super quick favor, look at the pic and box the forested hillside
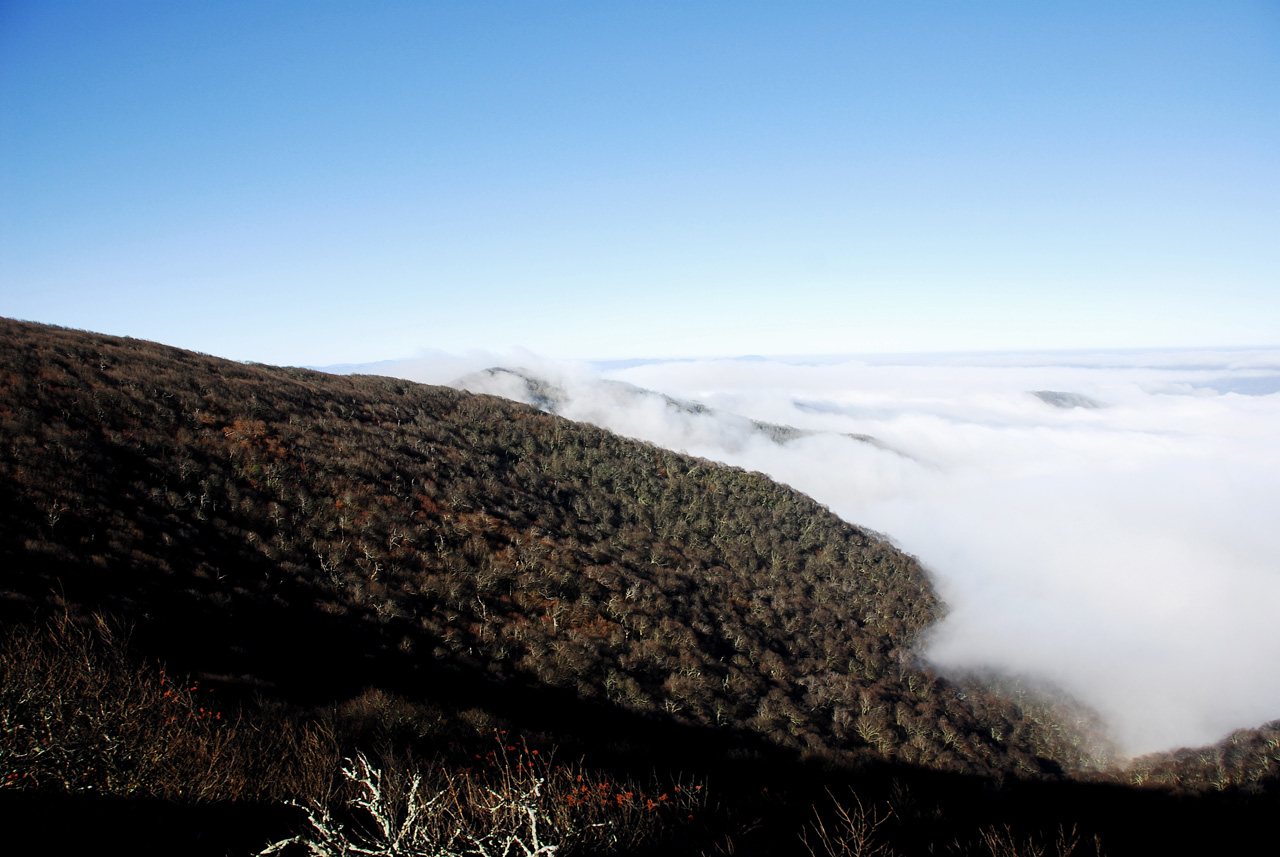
[2,317,1276,856]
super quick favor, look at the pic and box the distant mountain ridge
[453,366,916,458]
[1031,390,1104,409]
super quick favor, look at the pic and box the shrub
[258,737,704,856]
[801,790,896,857]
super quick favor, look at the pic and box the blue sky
[2,1,1277,365]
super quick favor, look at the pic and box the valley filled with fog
[369,349,1280,757]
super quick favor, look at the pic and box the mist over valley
[383,349,1280,756]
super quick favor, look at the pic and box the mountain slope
[0,317,1105,779]
[8,319,1280,856]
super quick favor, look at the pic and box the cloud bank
[371,349,1280,756]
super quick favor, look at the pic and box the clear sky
[2,1,1277,366]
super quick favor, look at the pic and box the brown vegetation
[1,317,1276,855]
[0,316,1096,776]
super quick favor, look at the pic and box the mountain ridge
[451,365,918,459]
[0,317,1099,776]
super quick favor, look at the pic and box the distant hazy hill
[453,366,914,457]
[1031,390,1104,409]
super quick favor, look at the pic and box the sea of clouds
[363,348,1280,757]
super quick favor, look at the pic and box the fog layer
[379,350,1280,756]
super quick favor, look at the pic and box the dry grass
[969,823,1103,857]
[0,612,338,802]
